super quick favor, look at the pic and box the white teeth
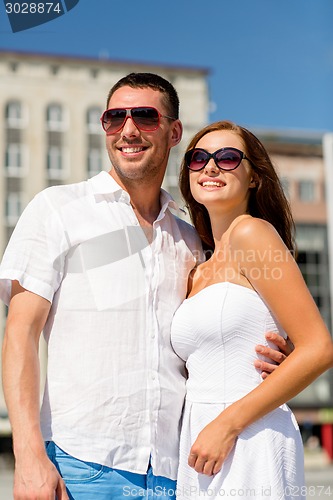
[202,181,223,187]
[122,147,144,153]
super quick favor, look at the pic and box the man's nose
[121,115,141,137]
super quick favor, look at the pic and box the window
[90,69,99,79]
[47,146,64,178]
[87,106,102,134]
[46,104,67,178]
[4,101,26,176]
[88,149,102,177]
[296,225,331,329]
[86,106,103,177]
[297,249,328,320]
[280,177,290,199]
[46,104,65,131]
[321,182,326,201]
[50,65,59,75]
[5,192,24,226]
[5,143,21,169]
[164,148,181,188]
[298,180,315,202]
[6,101,23,128]
[5,143,27,177]
[9,61,18,72]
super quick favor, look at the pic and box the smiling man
[0,73,288,500]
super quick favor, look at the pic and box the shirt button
[151,333,155,339]
[152,374,156,380]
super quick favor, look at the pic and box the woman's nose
[204,158,219,173]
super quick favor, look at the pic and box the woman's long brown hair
[179,121,296,256]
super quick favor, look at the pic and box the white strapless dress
[171,282,305,500]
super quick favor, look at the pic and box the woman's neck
[208,205,249,251]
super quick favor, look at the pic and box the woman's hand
[188,416,238,476]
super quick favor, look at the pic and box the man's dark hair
[106,72,179,119]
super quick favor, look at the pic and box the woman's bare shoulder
[229,216,283,249]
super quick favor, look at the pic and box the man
[0,73,289,499]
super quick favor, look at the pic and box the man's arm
[2,281,68,500]
[255,332,294,379]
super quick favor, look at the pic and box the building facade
[257,130,333,459]
[0,50,210,428]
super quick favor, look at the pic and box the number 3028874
[5,2,62,14]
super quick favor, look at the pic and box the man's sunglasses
[100,106,176,135]
[185,147,249,171]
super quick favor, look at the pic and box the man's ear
[170,119,183,147]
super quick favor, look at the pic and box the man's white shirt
[0,171,203,479]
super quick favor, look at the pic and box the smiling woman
[171,120,333,499]
[180,121,295,254]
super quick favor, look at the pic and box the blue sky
[1,0,333,131]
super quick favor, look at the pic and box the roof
[0,49,211,75]
[253,127,326,157]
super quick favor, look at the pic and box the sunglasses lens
[102,109,126,133]
[102,107,160,133]
[216,149,242,170]
[132,107,159,130]
[185,148,245,171]
[186,150,209,171]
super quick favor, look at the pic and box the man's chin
[110,165,156,185]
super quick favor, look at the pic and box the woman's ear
[249,172,259,189]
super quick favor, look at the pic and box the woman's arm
[188,218,333,476]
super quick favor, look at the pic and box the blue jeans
[46,441,177,499]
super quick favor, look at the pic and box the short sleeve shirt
[0,171,204,479]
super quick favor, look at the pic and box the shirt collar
[88,171,184,217]
[159,188,184,219]
[88,171,125,195]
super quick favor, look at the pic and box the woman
[171,121,333,499]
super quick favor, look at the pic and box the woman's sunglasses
[100,106,176,135]
[185,147,249,171]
